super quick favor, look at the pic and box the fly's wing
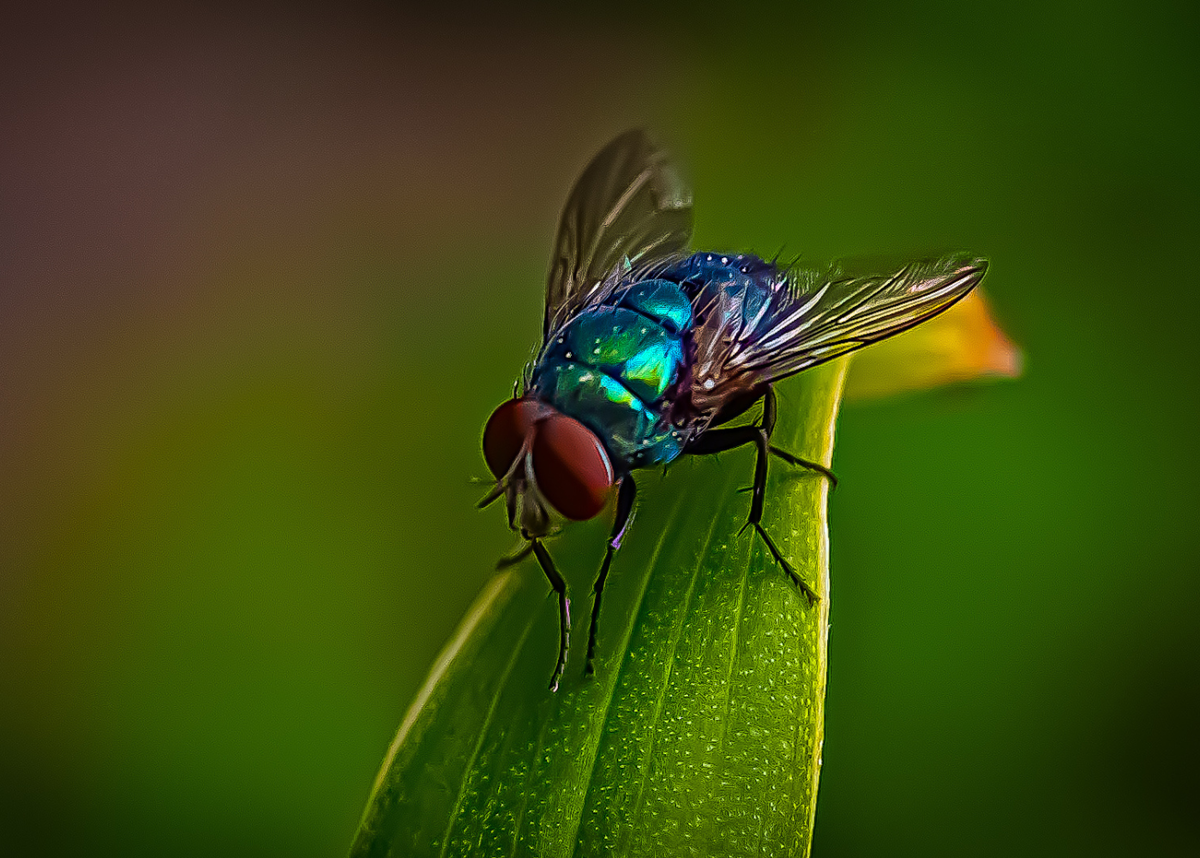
[543,130,693,339]
[690,253,987,413]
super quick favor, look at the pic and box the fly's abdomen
[533,279,694,469]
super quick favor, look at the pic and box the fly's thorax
[551,306,683,401]
[614,277,693,335]
[532,281,696,470]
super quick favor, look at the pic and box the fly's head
[481,398,615,539]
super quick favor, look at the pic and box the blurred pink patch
[843,290,1022,402]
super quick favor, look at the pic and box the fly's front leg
[530,540,570,692]
[495,542,534,569]
[586,475,637,676]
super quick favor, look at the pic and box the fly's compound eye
[482,398,541,479]
[531,413,614,521]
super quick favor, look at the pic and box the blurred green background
[2,1,1197,856]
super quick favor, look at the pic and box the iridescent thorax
[532,276,696,469]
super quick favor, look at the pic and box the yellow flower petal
[844,289,1022,402]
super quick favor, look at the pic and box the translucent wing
[544,130,693,339]
[690,253,988,413]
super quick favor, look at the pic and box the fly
[479,130,987,690]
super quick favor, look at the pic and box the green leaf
[350,359,847,858]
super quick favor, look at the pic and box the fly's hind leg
[757,384,838,489]
[684,384,833,604]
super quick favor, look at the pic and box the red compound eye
[531,412,614,521]
[482,399,541,479]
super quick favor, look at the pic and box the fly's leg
[530,540,571,692]
[769,447,838,489]
[758,384,838,489]
[684,385,831,604]
[586,475,637,676]
[743,425,820,605]
[495,542,534,569]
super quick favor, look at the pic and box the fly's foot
[770,447,838,489]
[740,520,820,605]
